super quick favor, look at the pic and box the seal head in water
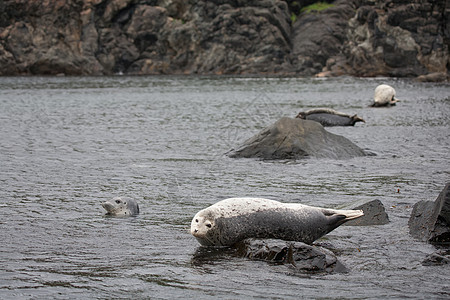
[101,197,139,216]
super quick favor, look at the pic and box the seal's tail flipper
[341,209,364,220]
[323,209,364,232]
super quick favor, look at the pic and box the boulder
[234,238,348,273]
[227,117,366,160]
[409,183,450,245]
[342,199,389,226]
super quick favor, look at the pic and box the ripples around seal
[0,76,449,299]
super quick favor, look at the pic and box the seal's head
[351,114,366,124]
[190,210,217,246]
[295,111,307,119]
[101,197,139,216]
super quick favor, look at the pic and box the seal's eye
[115,200,121,204]
[206,223,212,228]
[195,219,199,223]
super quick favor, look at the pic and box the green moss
[300,2,335,14]
[290,13,297,23]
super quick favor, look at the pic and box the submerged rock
[422,249,450,266]
[342,199,389,226]
[234,238,348,273]
[409,183,450,245]
[227,117,366,160]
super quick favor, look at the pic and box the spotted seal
[101,197,139,216]
[190,197,364,246]
[295,108,365,126]
[372,84,400,107]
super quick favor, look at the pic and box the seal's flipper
[324,209,364,232]
[326,214,348,231]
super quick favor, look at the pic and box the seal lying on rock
[372,84,400,107]
[190,197,364,246]
[295,108,365,126]
[101,197,139,216]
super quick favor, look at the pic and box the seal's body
[296,108,365,126]
[372,84,399,107]
[101,197,139,216]
[191,198,364,246]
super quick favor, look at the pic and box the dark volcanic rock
[0,0,292,75]
[291,0,358,76]
[343,199,389,226]
[409,183,450,245]
[227,117,366,160]
[234,238,348,273]
[322,0,449,78]
[0,0,448,77]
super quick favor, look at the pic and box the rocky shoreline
[0,0,448,79]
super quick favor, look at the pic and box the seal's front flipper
[324,209,364,232]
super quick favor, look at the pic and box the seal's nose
[194,229,198,233]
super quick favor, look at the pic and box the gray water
[0,76,449,299]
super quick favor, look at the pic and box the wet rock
[409,183,450,245]
[343,199,389,226]
[234,238,348,273]
[227,117,366,160]
[415,72,449,83]
[422,249,450,266]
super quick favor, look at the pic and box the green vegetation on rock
[301,2,335,14]
[290,13,297,23]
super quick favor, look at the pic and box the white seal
[101,197,139,216]
[191,197,364,246]
[373,84,400,107]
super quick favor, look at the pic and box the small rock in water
[342,199,390,226]
[422,249,450,266]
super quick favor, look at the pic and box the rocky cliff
[0,0,448,79]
